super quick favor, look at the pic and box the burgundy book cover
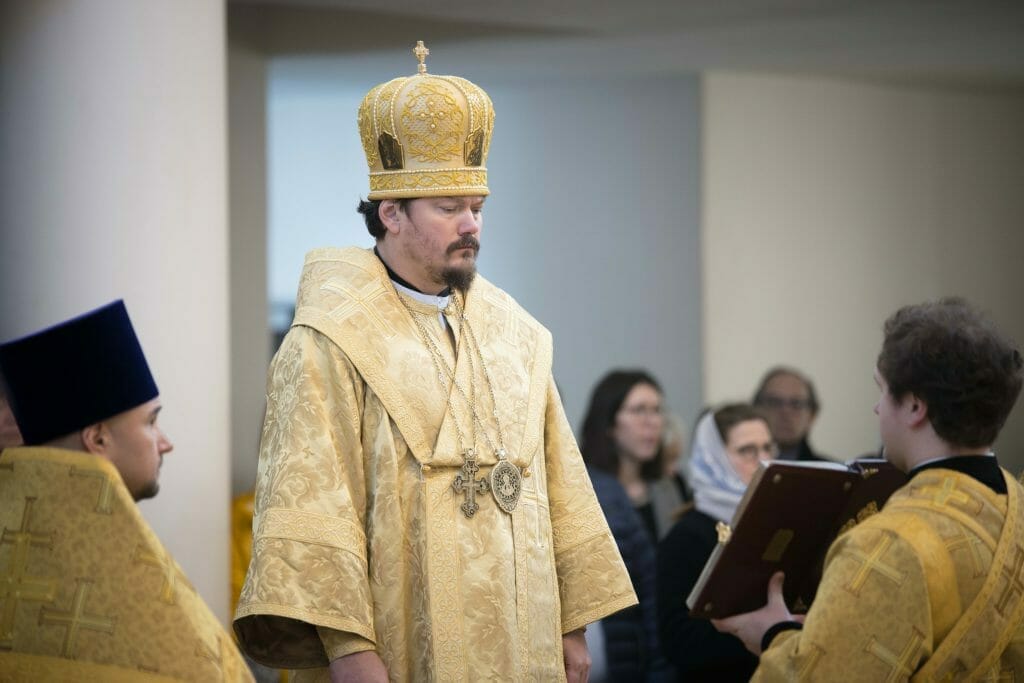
[686,458,906,619]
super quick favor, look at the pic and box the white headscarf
[686,411,748,524]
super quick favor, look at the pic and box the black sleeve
[656,512,758,681]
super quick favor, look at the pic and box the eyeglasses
[756,395,812,412]
[619,405,663,418]
[734,442,779,459]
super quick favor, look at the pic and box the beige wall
[702,72,1024,469]
[0,0,232,622]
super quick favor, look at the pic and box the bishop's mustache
[448,236,480,254]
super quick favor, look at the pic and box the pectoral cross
[452,449,489,518]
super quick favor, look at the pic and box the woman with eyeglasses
[580,369,685,681]
[656,403,777,681]
[581,370,691,543]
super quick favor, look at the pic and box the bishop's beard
[442,236,480,292]
[442,264,477,293]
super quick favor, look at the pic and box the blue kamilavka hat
[0,300,159,445]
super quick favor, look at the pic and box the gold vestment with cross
[0,446,252,681]
[755,468,1024,682]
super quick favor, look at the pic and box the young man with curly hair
[716,297,1024,681]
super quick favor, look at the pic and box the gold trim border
[368,168,489,199]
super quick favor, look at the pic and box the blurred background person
[582,369,686,681]
[582,369,690,543]
[657,403,777,681]
[586,464,671,682]
[662,412,693,501]
[752,366,829,462]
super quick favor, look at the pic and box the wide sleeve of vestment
[657,510,758,681]
[545,379,638,633]
[755,514,940,682]
[234,325,374,670]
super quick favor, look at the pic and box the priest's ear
[81,421,112,455]
[379,199,406,235]
[902,393,930,429]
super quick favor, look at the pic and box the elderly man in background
[752,366,828,461]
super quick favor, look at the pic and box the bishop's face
[393,196,484,293]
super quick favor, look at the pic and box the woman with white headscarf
[656,404,777,682]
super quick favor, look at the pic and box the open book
[686,458,907,619]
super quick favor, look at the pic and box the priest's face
[391,196,484,293]
[873,367,908,469]
[103,398,174,501]
[723,418,777,485]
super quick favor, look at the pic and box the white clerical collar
[391,280,450,310]
[391,279,451,331]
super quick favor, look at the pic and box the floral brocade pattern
[0,448,252,682]
[234,248,636,681]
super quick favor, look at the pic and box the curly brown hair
[877,297,1023,448]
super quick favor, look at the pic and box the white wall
[267,63,704,435]
[0,0,232,622]
[702,72,1024,468]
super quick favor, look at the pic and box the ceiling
[227,0,1024,87]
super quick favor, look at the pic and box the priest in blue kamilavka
[0,301,252,681]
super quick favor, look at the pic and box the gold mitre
[358,41,495,199]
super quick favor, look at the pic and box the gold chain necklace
[401,299,489,517]
[448,296,522,513]
[400,292,522,515]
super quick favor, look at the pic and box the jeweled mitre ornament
[358,40,495,199]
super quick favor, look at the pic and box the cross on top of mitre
[413,40,429,74]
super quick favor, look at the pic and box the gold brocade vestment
[0,446,252,682]
[234,247,636,681]
[757,467,1024,682]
